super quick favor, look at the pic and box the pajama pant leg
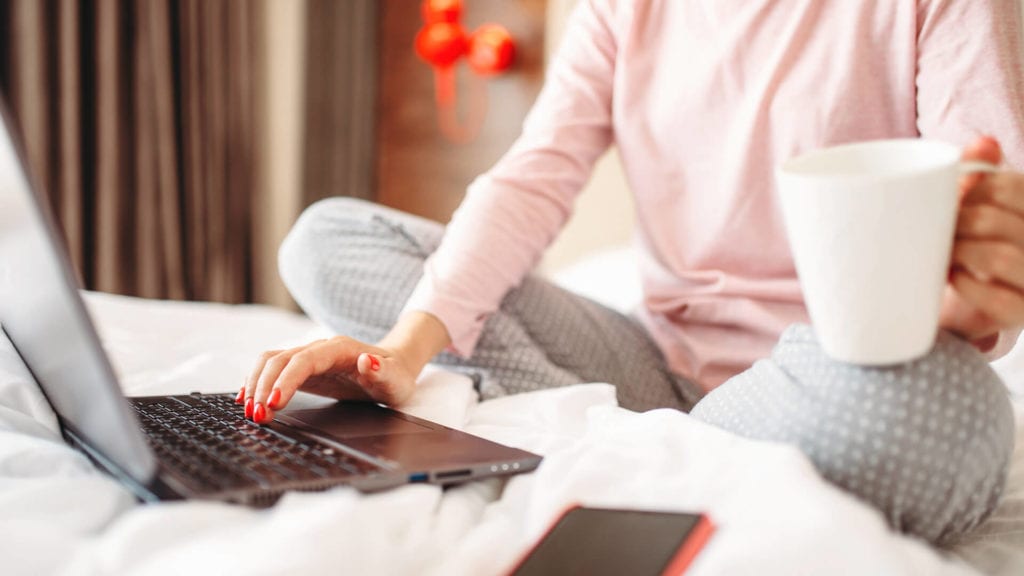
[691,324,1016,545]
[277,197,703,412]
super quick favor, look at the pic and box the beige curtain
[0,0,264,303]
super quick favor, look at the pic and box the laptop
[0,100,541,506]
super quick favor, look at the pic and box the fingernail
[245,397,254,419]
[369,355,381,371]
[254,403,266,423]
[268,389,281,409]
[235,386,245,404]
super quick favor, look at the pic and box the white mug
[776,139,996,365]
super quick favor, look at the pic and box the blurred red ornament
[467,24,515,75]
[413,1,516,143]
[421,0,463,24]
[414,21,468,68]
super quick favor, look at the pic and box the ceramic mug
[776,139,995,365]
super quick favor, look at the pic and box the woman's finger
[251,347,308,422]
[257,337,393,422]
[956,202,1024,246]
[262,338,361,419]
[950,269,1024,330]
[952,239,1024,291]
[293,373,374,403]
[354,352,411,405]
[959,137,1002,198]
[265,347,408,421]
[961,172,1024,219]
[243,349,282,416]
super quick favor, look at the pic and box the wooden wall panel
[376,0,548,223]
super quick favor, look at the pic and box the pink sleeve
[916,0,1024,168]
[917,0,1024,361]
[400,0,620,356]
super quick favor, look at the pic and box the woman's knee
[278,197,440,301]
[278,197,376,295]
[691,324,1015,544]
[276,197,443,340]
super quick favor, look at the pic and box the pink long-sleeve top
[403,0,1024,392]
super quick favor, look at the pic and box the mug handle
[959,160,999,175]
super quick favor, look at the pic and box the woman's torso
[612,1,921,388]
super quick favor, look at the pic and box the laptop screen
[0,102,156,482]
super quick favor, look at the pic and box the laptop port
[435,469,471,480]
[409,472,428,482]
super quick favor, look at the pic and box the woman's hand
[940,136,1024,347]
[238,311,452,424]
[237,337,419,424]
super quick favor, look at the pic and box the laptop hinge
[64,427,182,503]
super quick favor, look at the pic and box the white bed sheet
[0,292,1021,575]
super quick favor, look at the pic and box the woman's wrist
[376,311,453,375]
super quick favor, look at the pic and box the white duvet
[1,292,1023,575]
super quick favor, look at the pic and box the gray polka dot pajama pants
[280,197,1015,545]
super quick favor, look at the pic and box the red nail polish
[245,397,254,419]
[369,355,381,371]
[269,389,281,409]
[254,403,266,424]
[235,387,245,404]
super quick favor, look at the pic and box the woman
[243,0,1024,544]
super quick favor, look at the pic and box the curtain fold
[0,0,263,303]
[302,0,377,206]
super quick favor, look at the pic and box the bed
[2,267,1024,575]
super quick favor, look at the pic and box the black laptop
[0,101,541,506]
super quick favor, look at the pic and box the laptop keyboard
[131,393,386,493]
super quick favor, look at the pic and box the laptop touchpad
[279,402,435,439]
